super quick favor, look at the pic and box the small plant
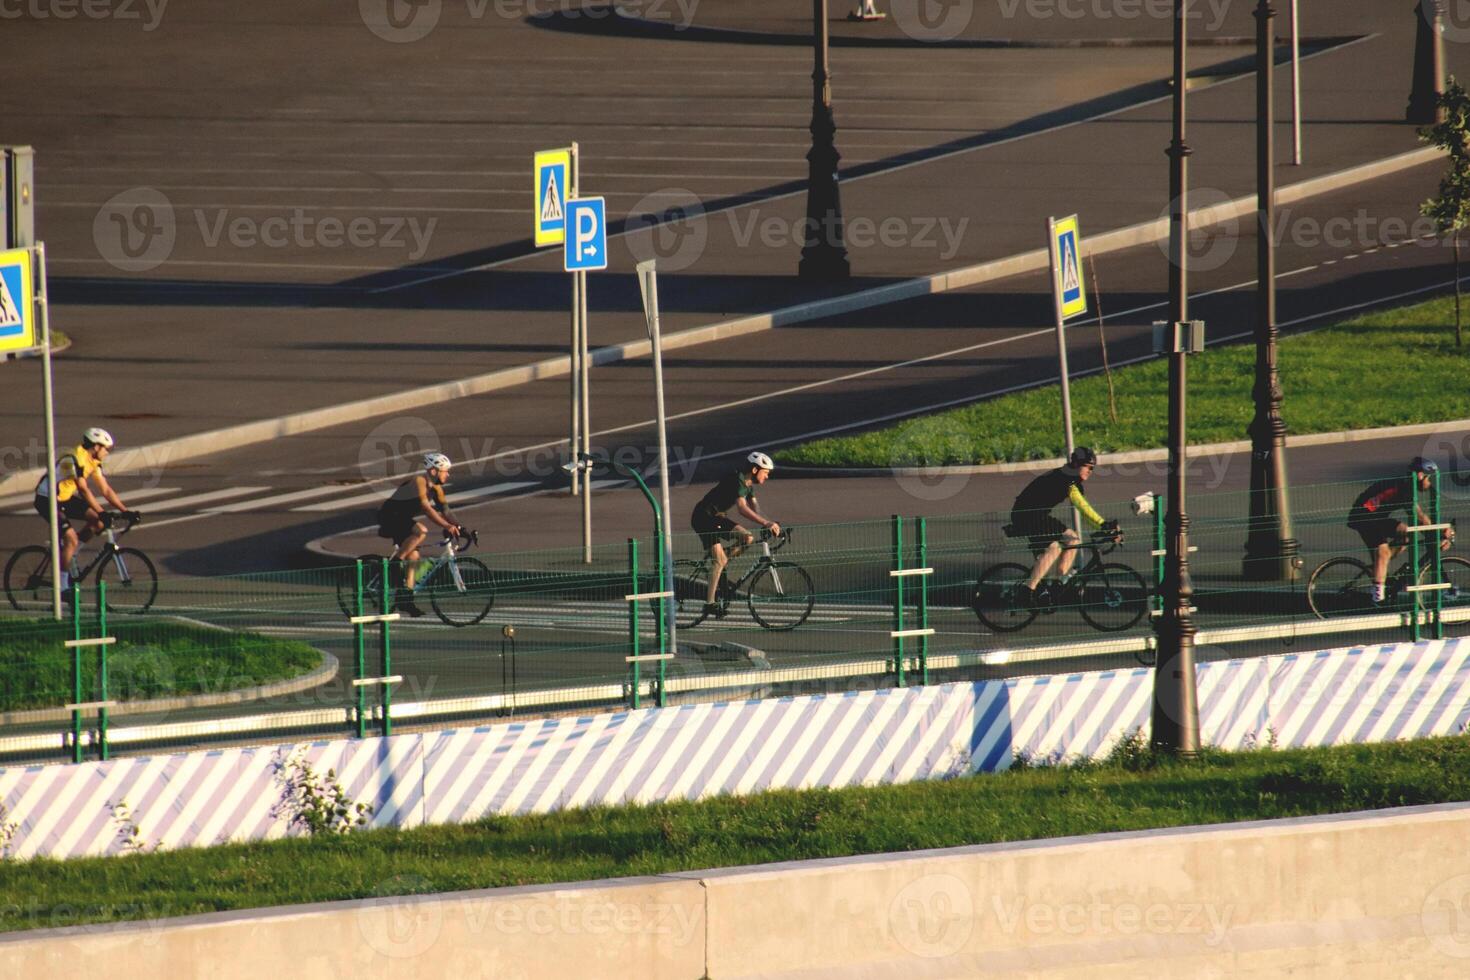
[270,746,374,836]
[1420,76,1470,348]
[0,801,18,860]
[1103,728,1157,772]
[109,799,155,854]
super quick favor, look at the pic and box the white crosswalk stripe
[292,480,541,513]
[7,485,181,515]
[144,486,269,512]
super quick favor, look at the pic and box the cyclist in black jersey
[1347,457,1451,603]
[1009,446,1120,605]
[690,451,782,619]
[376,452,463,617]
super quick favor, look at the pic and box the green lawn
[2,735,1467,932]
[0,617,320,713]
[777,295,1470,467]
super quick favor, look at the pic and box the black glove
[1101,519,1121,535]
[125,510,143,523]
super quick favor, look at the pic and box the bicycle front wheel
[972,563,1038,633]
[1418,556,1470,612]
[673,559,712,628]
[94,547,159,615]
[1077,564,1149,632]
[428,557,494,627]
[337,555,391,617]
[747,561,815,630]
[4,546,53,612]
[1306,557,1374,619]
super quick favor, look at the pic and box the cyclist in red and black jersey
[1348,458,1452,604]
[690,452,781,619]
[1009,446,1119,605]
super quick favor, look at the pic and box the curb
[0,144,1441,499]
[775,417,1470,478]
[0,646,340,727]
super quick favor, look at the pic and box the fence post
[891,515,905,688]
[1152,492,1166,619]
[379,557,393,738]
[70,585,83,763]
[96,581,109,762]
[1433,466,1444,639]
[354,560,367,739]
[628,537,641,711]
[917,516,929,686]
[1412,468,1424,643]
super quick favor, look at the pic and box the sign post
[534,146,577,496]
[565,195,607,563]
[636,259,676,657]
[1047,215,1088,461]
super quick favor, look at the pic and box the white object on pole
[35,244,60,618]
[1287,0,1299,164]
[637,258,677,654]
[848,0,885,20]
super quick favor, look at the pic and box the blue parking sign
[564,197,607,272]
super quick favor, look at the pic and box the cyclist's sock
[1371,582,1386,602]
[59,571,70,590]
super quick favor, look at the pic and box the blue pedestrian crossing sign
[564,197,607,272]
[1050,215,1087,321]
[534,148,571,248]
[0,247,35,355]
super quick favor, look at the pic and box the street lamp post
[1244,0,1300,582]
[1153,0,1201,756]
[1407,0,1447,125]
[799,0,850,280]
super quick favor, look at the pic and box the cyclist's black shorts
[691,509,739,551]
[376,500,422,544]
[1010,512,1069,555]
[34,495,89,527]
[1348,513,1403,549]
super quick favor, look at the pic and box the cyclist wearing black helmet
[1008,446,1119,605]
[690,451,782,619]
[1347,458,1453,604]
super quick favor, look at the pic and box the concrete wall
[6,802,1470,978]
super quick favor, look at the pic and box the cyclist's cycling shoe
[703,602,726,620]
[1014,584,1036,608]
[396,590,426,618]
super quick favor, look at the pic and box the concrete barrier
[6,802,1470,976]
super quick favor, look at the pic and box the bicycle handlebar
[443,528,478,552]
[100,510,143,533]
[759,527,793,550]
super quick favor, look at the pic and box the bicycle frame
[715,531,788,599]
[72,517,138,584]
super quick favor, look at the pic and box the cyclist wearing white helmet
[689,451,782,618]
[1348,458,1453,604]
[32,427,138,592]
[375,452,463,616]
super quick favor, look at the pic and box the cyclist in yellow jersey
[1008,447,1120,605]
[32,427,139,592]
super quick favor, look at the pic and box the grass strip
[0,617,320,713]
[2,734,1467,933]
[777,295,1470,467]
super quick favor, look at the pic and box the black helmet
[1411,457,1439,475]
[1069,446,1098,468]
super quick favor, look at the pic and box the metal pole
[1245,0,1300,583]
[580,265,591,563]
[1407,1,1446,124]
[1046,217,1078,462]
[35,244,61,620]
[1289,0,1302,165]
[70,585,82,763]
[798,0,850,280]
[892,515,905,688]
[628,537,641,711]
[639,260,678,656]
[1153,0,1200,756]
[96,581,108,762]
[354,560,367,739]
[379,557,393,738]
[569,143,580,499]
[917,516,929,686]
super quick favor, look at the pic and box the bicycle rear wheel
[673,559,713,628]
[94,547,159,615]
[972,563,1038,633]
[4,546,53,612]
[337,555,391,617]
[1306,557,1374,619]
[1077,564,1149,632]
[428,557,494,627]
[747,561,815,630]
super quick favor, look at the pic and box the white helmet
[747,451,775,471]
[83,427,115,449]
[423,452,451,471]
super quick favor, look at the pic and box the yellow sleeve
[1068,484,1105,529]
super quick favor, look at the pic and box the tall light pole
[1153,0,1201,756]
[799,0,850,280]
[1407,0,1446,125]
[1244,0,1300,582]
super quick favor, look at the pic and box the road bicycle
[4,511,157,614]
[1306,532,1470,620]
[335,529,495,627]
[971,530,1150,634]
[674,528,815,631]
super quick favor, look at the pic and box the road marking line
[144,487,270,512]
[293,480,542,512]
[3,485,181,513]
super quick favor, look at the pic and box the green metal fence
[5,468,1470,764]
